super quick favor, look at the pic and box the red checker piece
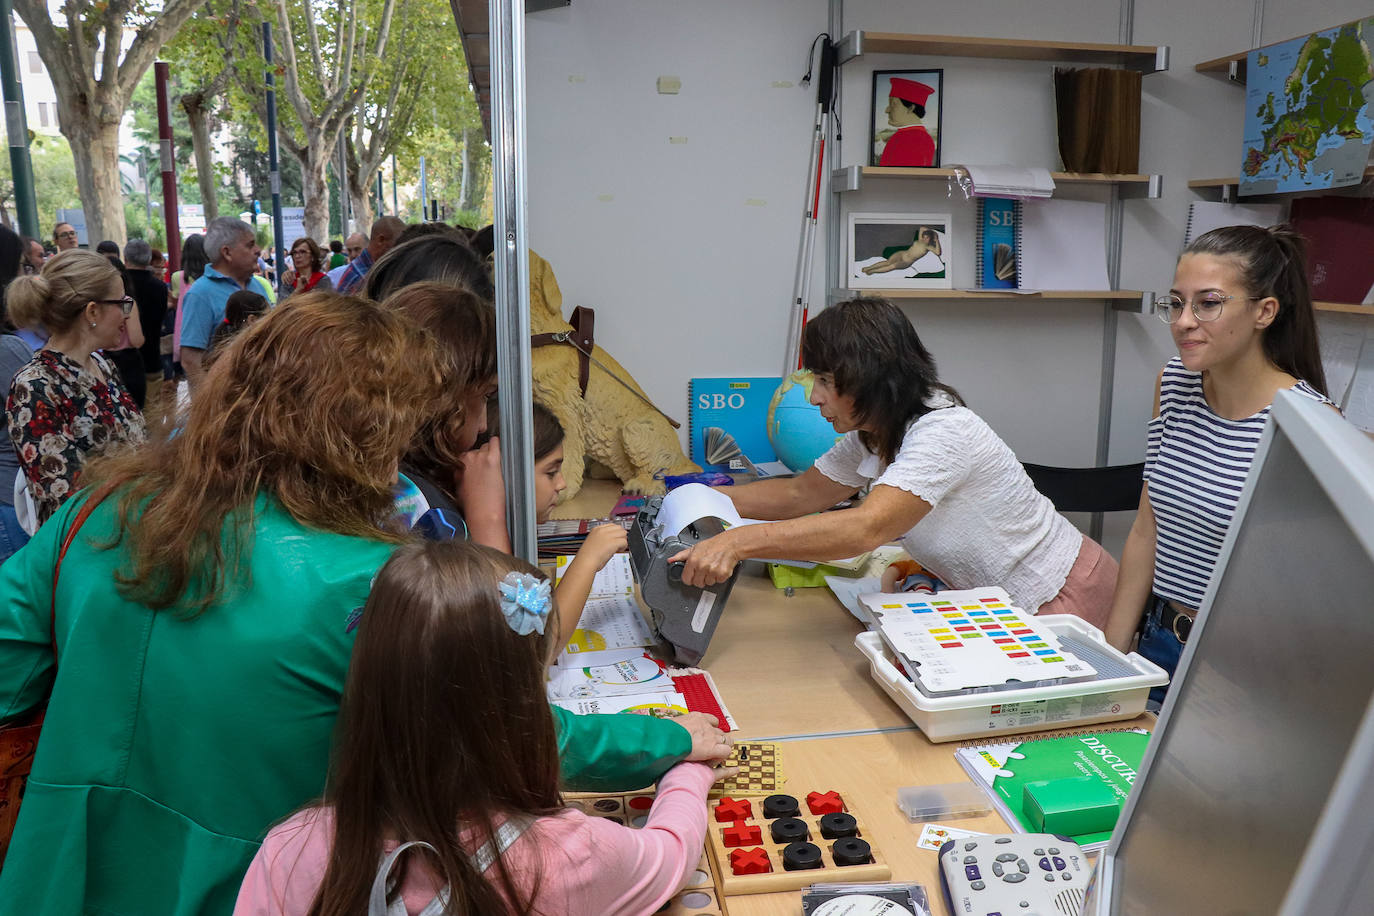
[729,847,771,875]
[722,821,763,847]
[806,790,845,815]
[714,797,753,822]
[628,796,654,811]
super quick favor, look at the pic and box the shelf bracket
[835,30,863,66]
[1152,45,1170,73]
[1117,175,1163,200]
[1227,59,1242,83]
[1114,291,1154,315]
[831,166,862,193]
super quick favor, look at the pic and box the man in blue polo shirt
[180,217,259,392]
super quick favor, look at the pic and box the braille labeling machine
[627,491,740,666]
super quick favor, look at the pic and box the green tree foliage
[0,135,84,238]
[14,0,213,244]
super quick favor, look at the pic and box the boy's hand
[581,522,628,570]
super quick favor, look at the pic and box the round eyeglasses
[1153,293,1260,324]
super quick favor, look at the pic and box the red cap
[888,77,935,106]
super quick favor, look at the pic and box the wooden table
[552,479,913,739]
[550,479,1150,915]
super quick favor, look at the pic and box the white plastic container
[855,615,1167,742]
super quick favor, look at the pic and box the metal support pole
[375,169,384,216]
[155,62,182,271]
[490,0,536,562]
[418,156,427,222]
[391,153,398,215]
[141,148,152,229]
[263,23,285,288]
[0,0,37,239]
[336,134,348,236]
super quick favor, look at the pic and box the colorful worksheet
[546,650,674,698]
[558,594,655,660]
[554,552,635,598]
[860,587,1096,694]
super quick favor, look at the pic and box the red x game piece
[722,821,763,847]
[729,846,771,875]
[806,790,845,815]
[714,797,753,822]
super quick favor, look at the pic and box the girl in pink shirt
[235,539,725,916]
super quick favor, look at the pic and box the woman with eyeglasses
[281,236,333,298]
[5,249,146,528]
[1103,225,1333,694]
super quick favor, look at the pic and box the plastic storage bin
[855,614,1167,742]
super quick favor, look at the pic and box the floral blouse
[6,349,146,525]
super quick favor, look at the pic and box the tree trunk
[182,92,219,220]
[292,146,331,244]
[347,173,374,237]
[66,119,127,246]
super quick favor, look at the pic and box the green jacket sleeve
[554,704,693,792]
[0,496,76,722]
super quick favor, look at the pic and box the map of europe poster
[1240,18,1374,196]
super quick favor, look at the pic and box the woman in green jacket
[0,294,445,915]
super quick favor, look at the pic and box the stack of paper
[860,586,1096,696]
[961,165,1056,199]
[554,552,635,597]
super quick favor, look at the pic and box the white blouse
[812,399,1083,611]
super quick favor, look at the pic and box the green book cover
[955,728,1151,850]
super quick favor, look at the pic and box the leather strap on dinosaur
[531,305,595,398]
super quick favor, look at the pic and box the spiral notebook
[1016,198,1111,291]
[1183,201,1281,248]
[975,197,1019,289]
[687,377,779,471]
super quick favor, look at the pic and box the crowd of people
[0,214,1340,915]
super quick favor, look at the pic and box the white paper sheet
[1316,313,1370,408]
[1341,324,1374,433]
[559,594,655,659]
[554,552,635,598]
[1018,199,1111,291]
[655,482,761,536]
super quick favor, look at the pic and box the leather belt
[531,305,595,398]
[1159,601,1195,644]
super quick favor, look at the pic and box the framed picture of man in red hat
[870,69,943,167]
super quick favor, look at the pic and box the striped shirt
[1144,357,1331,607]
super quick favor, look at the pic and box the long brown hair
[1185,225,1328,397]
[308,540,563,916]
[84,292,445,615]
[802,297,963,464]
[381,282,497,495]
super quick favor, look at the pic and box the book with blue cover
[976,197,1018,289]
[688,377,780,471]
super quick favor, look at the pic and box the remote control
[939,832,1089,916]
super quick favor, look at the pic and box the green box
[1022,776,1120,836]
[767,563,842,589]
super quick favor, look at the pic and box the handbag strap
[49,485,116,663]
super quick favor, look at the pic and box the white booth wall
[524,0,1363,554]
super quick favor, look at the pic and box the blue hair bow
[499,572,552,636]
